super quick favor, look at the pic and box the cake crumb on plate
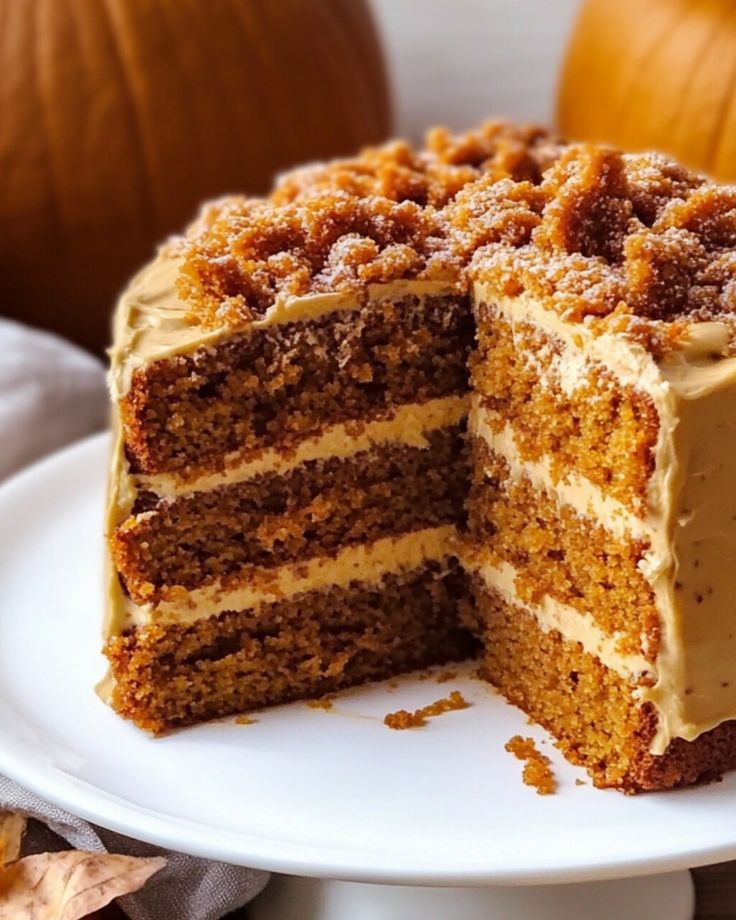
[505,735,557,795]
[307,698,334,711]
[384,690,469,730]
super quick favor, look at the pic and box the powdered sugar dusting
[175,123,736,355]
[176,121,560,328]
[467,146,736,353]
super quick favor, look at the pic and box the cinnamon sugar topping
[177,191,458,327]
[469,146,736,350]
[274,121,562,208]
[177,122,559,328]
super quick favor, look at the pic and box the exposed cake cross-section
[104,122,736,792]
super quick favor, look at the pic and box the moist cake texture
[105,121,736,793]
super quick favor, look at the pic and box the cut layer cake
[104,123,736,792]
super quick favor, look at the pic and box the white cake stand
[0,436,731,919]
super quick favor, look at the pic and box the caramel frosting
[473,284,736,754]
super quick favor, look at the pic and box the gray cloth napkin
[0,318,270,916]
[0,777,268,919]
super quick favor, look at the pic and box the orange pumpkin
[558,0,736,182]
[0,0,390,353]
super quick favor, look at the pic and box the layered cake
[460,146,736,790]
[105,122,736,792]
[103,123,553,735]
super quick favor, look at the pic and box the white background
[370,0,582,139]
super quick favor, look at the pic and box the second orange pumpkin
[558,0,736,182]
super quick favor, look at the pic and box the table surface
[94,863,736,919]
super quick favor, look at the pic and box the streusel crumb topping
[177,121,559,327]
[177,123,736,350]
[468,145,736,350]
[177,190,459,326]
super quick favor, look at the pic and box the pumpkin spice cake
[104,121,736,793]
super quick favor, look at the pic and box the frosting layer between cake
[111,525,458,631]
[469,558,651,679]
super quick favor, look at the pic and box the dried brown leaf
[0,850,165,920]
[0,810,26,866]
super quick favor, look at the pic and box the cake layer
[470,299,659,514]
[110,525,459,632]
[121,289,472,478]
[113,425,468,605]
[132,395,469,500]
[466,558,652,680]
[105,560,477,733]
[466,579,736,792]
[466,438,659,660]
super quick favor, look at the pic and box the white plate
[0,433,735,886]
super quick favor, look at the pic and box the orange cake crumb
[418,667,458,682]
[505,735,557,795]
[384,690,469,730]
[307,698,334,711]
[235,715,257,725]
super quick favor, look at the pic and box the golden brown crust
[630,707,736,792]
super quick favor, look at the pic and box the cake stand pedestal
[250,871,695,920]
